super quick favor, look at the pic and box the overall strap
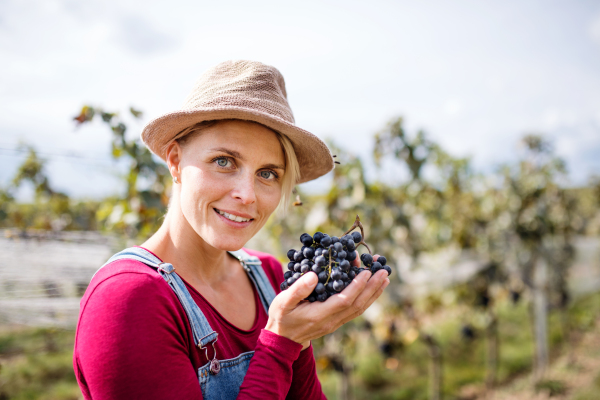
[227,249,277,313]
[96,247,218,349]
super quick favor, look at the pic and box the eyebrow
[209,147,285,170]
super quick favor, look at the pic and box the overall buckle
[199,335,220,375]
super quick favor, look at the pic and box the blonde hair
[175,120,300,213]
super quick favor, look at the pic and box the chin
[205,233,250,252]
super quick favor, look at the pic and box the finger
[279,272,318,308]
[338,275,389,325]
[372,254,380,262]
[332,270,387,318]
[323,268,371,312]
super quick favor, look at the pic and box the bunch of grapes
[280,216,391,302]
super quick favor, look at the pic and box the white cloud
[1,0,600,196]
[113,15,178,55]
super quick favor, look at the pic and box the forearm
[287,343,326,400]
[237,329,302,399]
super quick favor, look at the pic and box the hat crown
[182,60,295,124]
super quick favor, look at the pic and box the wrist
[265,319,306,346]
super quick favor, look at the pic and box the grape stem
[343,215,373,255]
[325,247,333,285]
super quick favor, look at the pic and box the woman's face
[172,120,285,251]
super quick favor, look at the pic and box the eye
[259,170,277,180]
[215,157,232,168]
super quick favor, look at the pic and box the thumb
[282,272,318,305]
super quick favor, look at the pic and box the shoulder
[243,248,284,294]
[77,258,191,349]
[80,258,179,318]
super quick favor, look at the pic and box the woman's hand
[265,255,389,347]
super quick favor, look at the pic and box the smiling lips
[214,208,254,223]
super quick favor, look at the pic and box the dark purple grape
[315,282,326,294]
[377,256,387,266]
[294,251,303,262]
[303,247,315,259]
[294,263,302,272]
[371,262,382,273]
[351,231,362,243]
[301,264,310,273]
[333,242,343,252]
[293,272,301,280]
[301,233,314,247]
[326,281,334,292]
[361,253,373,267]
[346,251,357,261]
[337,250,347,260]
[308,296,316,303]
[339,260,350,272]
[317,293,328,302]
[284,270,293,279]
[312,264,322,273]
[318,270,328,282]
[287,262,295,271]
[333,280,344,292]
[287,249,296,261]
[341,272,349,282]
[301,258,310,266]
[348,270,356,279]
[287,277,296,285]
[346,241,355,252]
[313,232,324,243]
[315,255,327,267]
[383,265,392,276]
[280,282,288,290]
[320,235,332,247]
[332,236,340,244]
[315,248,323,257]
[331,268,342,280]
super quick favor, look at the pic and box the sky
[1,0,600,199]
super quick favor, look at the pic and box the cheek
[258,184,282,215]
[179,169,218,216]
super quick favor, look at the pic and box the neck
[141,206,233,286]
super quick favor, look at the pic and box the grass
[0,327,79,400]
[317,291,600,400]
[2,291,600,399]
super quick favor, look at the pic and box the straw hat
[141,60,334,184]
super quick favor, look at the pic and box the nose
[231,172,257,205]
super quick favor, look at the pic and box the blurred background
[1,0,600,399]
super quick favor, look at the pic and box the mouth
[213,208,254,224]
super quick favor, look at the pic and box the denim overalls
[97,247,277,400]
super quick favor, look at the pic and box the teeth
[217,209,251,222]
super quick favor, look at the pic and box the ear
[166,141,182,181]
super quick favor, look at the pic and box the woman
[74,60,390,399]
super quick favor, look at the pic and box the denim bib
[97,247,277,400]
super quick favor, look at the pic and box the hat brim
[141,106,334,184]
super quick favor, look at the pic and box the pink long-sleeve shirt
[73,248,325,399]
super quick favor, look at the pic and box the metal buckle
[199,336,220,375]
[157,262,175,274]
